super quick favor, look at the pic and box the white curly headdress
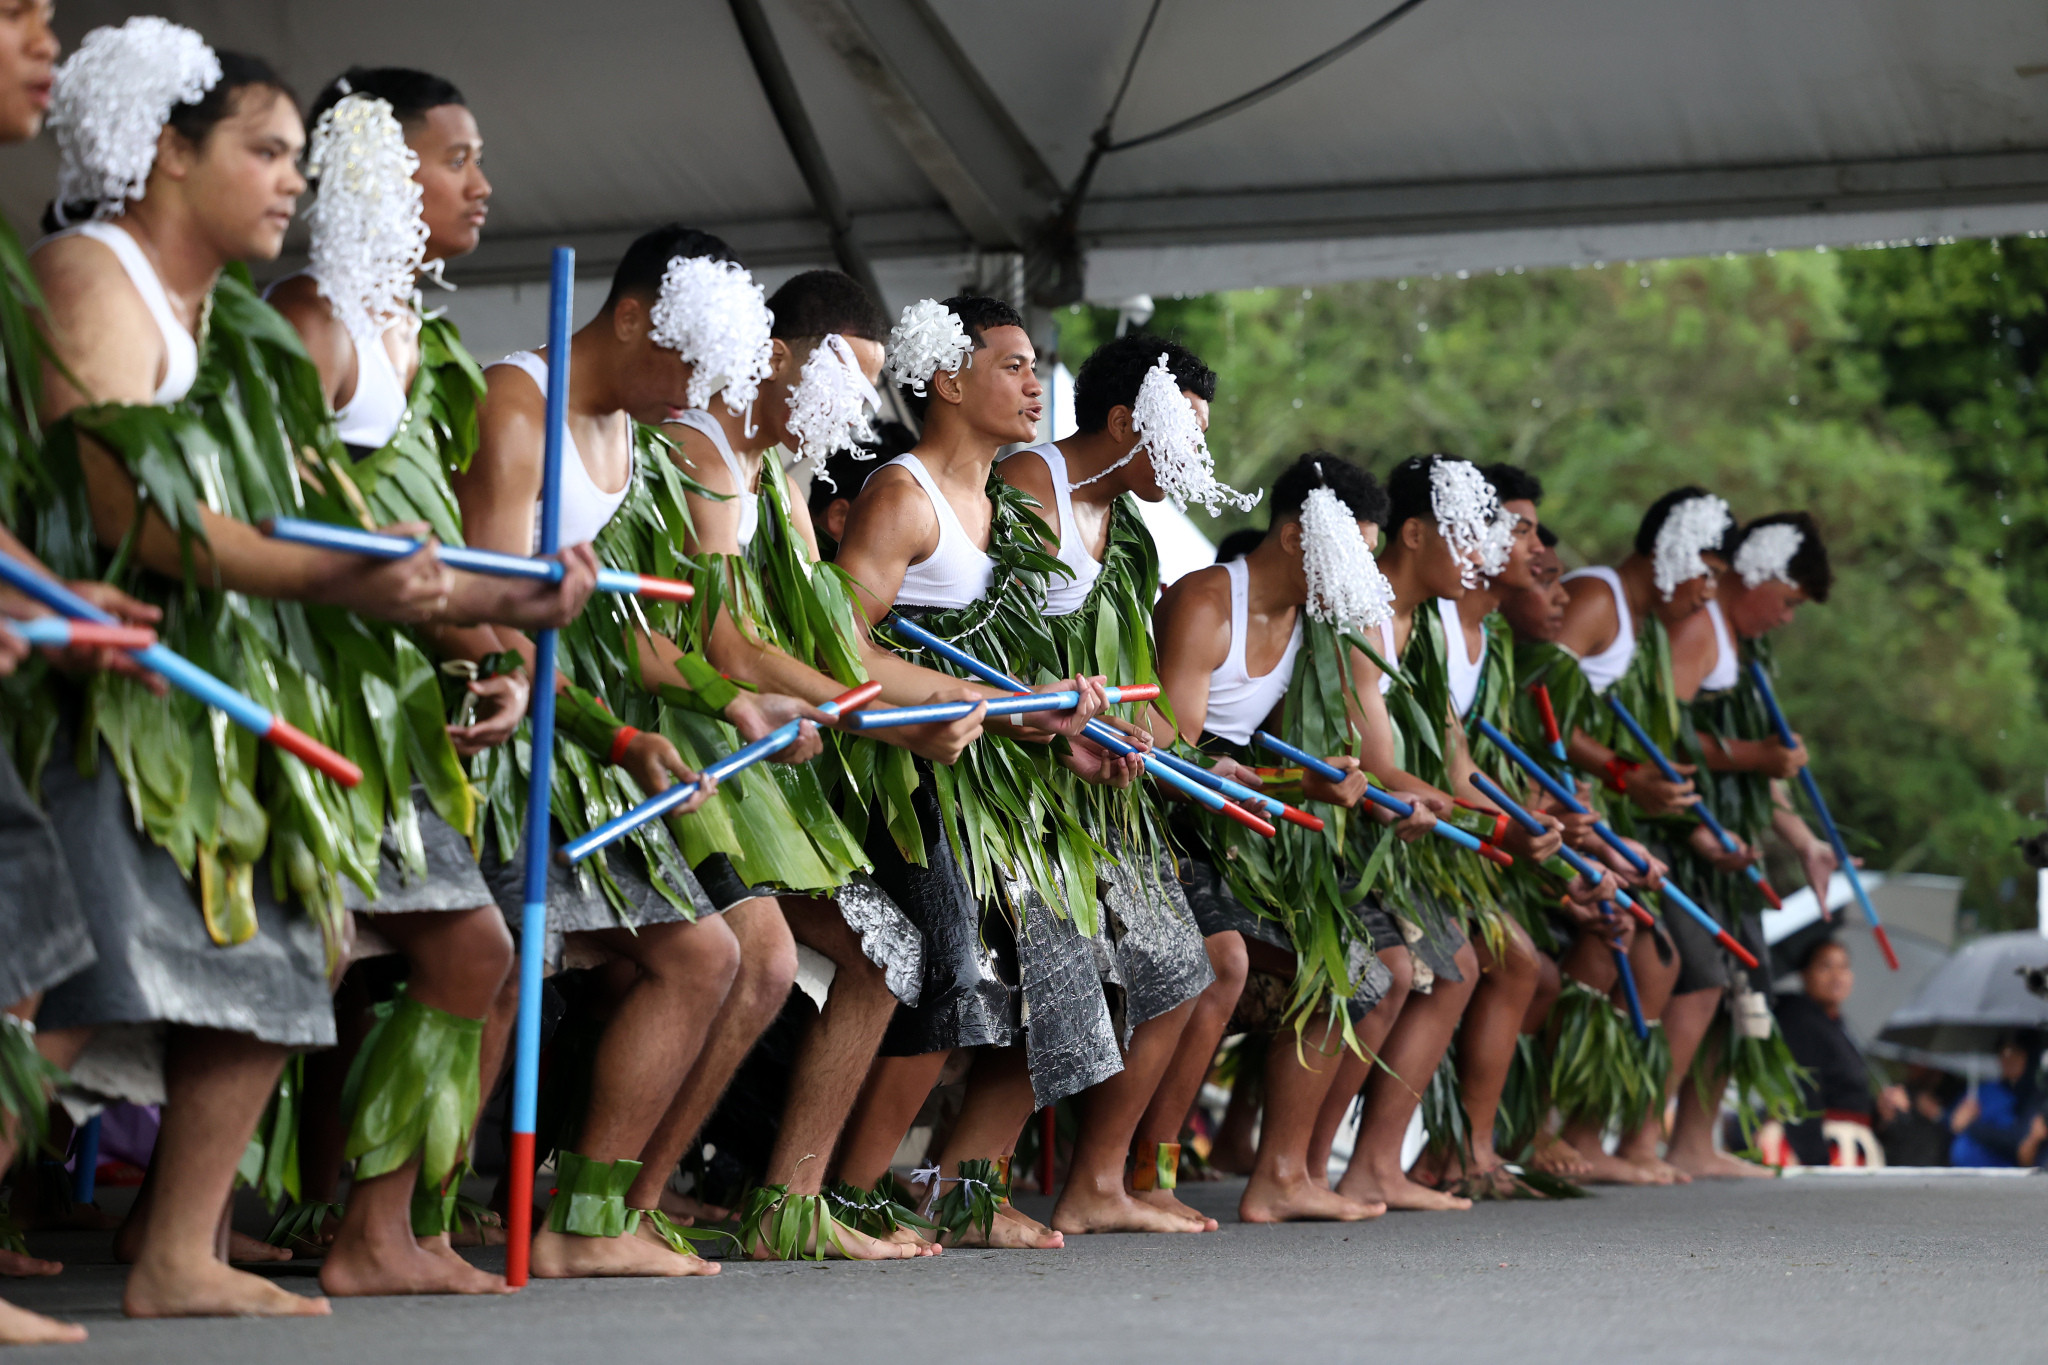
[1427,457,1506,590]
[304,94,429,342]
[883,299,974,394]
[48,17,221,221]
[1301,472,1395,632]
[649,255,776,415]
[1733,521,1803,591]
[1071,353,1259,516]
[1652,493,1733,600]
[785,333,880,468]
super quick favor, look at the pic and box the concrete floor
[8,1172,2046,1364]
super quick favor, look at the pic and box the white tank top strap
[1561,564,1636,693]
[1437,597,1486,719]
[49,221,197,404]
[885,452,994,611]
[1701,598,1740,693]
[1203,558,1303,746]
[1376,616,1398,696]
[666,407,759,552]
[485,350,633,550]
[1002,443,1100,618]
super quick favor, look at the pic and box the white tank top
[486,351,633,550]
[1204,558,1303,746]
[46,221,197,404]
[265,271,412,449]
[1437,596,1486,719]
[665,407,759,552]
[1561,565,1636,694]
[1700,598,1739,693]
[1375,615,1397,697]
[1001,443,1100,618]
[885,453,994,610]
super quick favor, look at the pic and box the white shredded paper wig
[1734,522,1804,591]
[785,333,880,466]
[49,17,221,220]
[1301,475,1395,632]
[649,255,776,414]
[1427,457,1505,590]
[883,299,973,394]
[1652,493,1733,600]
[1073,354,1259,516]
[305,94,428,341]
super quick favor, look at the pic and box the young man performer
[827,295,1128,1250]
[27,23,460,1321]
[1551,486,1740,1183]
[998,334,1231,1235]
[1150,452,1422,1224]
[642,267,972,1259]
[271,71,599,1294]
[1650,511,1837,1179]
[454,226,830,1278]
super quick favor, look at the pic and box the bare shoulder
[840,463,936,555]
[1155,564,1232,652]
[997,447,1054,502]
[33,232,162,408]
[473,362,548,471]
[659,419,735,494]
[265,276,353,386]
[1558,571,1618,653]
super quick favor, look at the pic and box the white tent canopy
[9,0,2047,351]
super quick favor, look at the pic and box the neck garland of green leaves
[1043,493,1174,900]
[886,471,1105,932]
[1594,611,1679,841]
[21,266,462,965]
[1385,603,1504,934]
[0,216,48,530]
[1199,612,1390,1039]
[337,310,485,546]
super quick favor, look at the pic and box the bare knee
[1379,947,1414,1016]
[642,915,742,998]
[1448,941,1482,1002]
[1204,932,1249,1011]
[439,907,515,1001]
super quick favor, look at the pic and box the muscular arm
[1150,567,1232,745]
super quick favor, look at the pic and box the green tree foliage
[1054,244,2048,929]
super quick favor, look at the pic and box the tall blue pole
[505,247,573,1286]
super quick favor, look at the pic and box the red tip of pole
[634,576,695,603]
[1625,901,1656,927]
[1716,931,1761,971]
[61,622,159,649]
[265,718,363,787]
[504,1131,535,1287]
[1871,924,1901,972]
[1220,800,1278,838]
[826,680,884,717]
[1479,842,1515,869]
[1111,683,1161,703]
[1757,878,1784,911]
[1280,806,1325,833]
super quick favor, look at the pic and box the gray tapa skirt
[0,738,94,1005]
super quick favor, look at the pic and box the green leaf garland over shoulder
[0,214,53,527]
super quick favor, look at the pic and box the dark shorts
[480,822,717,970]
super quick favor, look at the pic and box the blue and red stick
[1749,661,1897,971]
[1251,730,1515,868]
[260,517,695,603]
[0,553,361,786]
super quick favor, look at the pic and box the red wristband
[1602,757,1640,793]
[607,726,641,766]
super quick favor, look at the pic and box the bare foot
[320,1230,512,1297]
[0,1248,63,1277]
[1360,1170,1471,1213]
[1051,1185,1205,1235]
[229,1230,293,1264]
[0,1297,87,1345]
[124,1255,332,1319]
[749,1213,922,1261]
[658,1189,731,1225]
[445,1212,508,1248]
[1530,1132,1593,1180]
[1134,1188,1218,1232]
[1241,1171,1384,1223]
[948,1203,1064,1250]
[1622,1153,1690,1185]
[877,1226,943,1257]
[529,1224,720,1278]
[1569,1144,1669,1185]
[1668,1147,1776,1180]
